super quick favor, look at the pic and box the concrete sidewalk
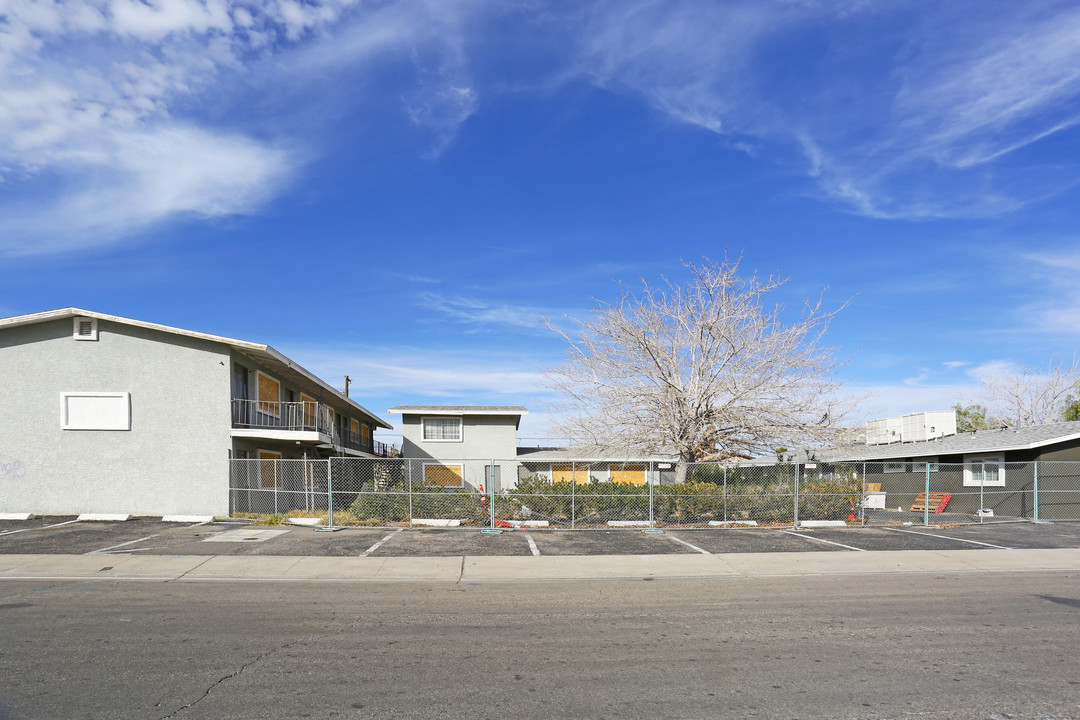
[1,547,1078,582]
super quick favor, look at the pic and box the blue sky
[4,0,1080,444]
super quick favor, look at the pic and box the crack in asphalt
[158,604,343,719]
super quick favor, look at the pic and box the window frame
[421,416,463,443]
[963,453,1006,487]
[883,460,906,473]
[256,371,281,418]
[60,392,131,430]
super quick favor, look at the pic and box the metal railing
[227,458,1080,527]
[231,398,393,456]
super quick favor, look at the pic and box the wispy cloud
[416,292,565,333]
[0,0,482,253]
[279,344,549,398]
[568,1,1080,219]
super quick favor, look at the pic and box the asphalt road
[0,572,1078,720]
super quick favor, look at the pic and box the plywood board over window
[258,450,282,488]
[424,463,464,487]
[350,418,360,439]
[610,463,647,485]
[257,372,280,416]
[300,394,316,428]
[552,463,591,485]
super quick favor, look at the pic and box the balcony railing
[232,398,393,456]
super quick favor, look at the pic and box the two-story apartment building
[388,405,678,490]
[0,308,391,517]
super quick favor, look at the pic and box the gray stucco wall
[0,318,232,516]
[400,414,520,490]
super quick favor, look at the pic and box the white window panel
[60,392,130,430]
[422,417,462,442]
[963,454,1006,487]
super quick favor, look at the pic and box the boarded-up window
[300,394,316,427]
[610,463,646,485]
[552,463,590,484]
[424,463,464,487]
[258,450,281,488]
[362,423,372,444]
[257,373,280,415]
[350,418,360,438]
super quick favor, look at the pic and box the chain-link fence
[228,458,1080,528]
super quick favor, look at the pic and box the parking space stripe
[360,528,403,557]
[665,534,711,554]
[784,531,866,551]
[86,534,160,555]
[524,533,540,556]
[882,526,1011,549]
[0,519,81,537]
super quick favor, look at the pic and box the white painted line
[161,515,214,523]
[77,514,131,522]
[86,534,160,555]
[0,513,34,521]
[360,528,403,557]
[882,526,1012,549]
[784,531,866,552]
[0,519,81,537]
[524,533,540,556]
[666,534,711,555]
[799,520,848,528]
[412,519,461,527]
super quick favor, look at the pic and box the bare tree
[543,258,854,463]
[974,360,1080,427]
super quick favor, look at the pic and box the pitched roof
[819,421,1080,461]
[0,307,392,429]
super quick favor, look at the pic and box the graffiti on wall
[0,455,27,479]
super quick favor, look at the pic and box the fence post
[274,460,280,516]
[1034,462,1041,523]
[723,464,728,526]
[490,459,496,530]
[793,463,800,529]
[571,460,576,530]
[407,459,414,528]
[861,462,867,527]
[315,458,342,532]
[924,462,931,527]
[648,460,655,529]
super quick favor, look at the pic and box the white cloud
[416,293,565,333]
[569,1,1080,219]
[279,345,549,398]
[0,0,482,253]
[0,126,292,253]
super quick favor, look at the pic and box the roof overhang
[2,307,392,430]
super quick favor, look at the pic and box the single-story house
[811,421,1080,519]
[0,308,392,517]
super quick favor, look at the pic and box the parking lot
[3,516,1080,558]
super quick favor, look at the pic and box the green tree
[953,403,996,433]
[1062,395,1080,422]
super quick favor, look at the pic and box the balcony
[231,399,393,456]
